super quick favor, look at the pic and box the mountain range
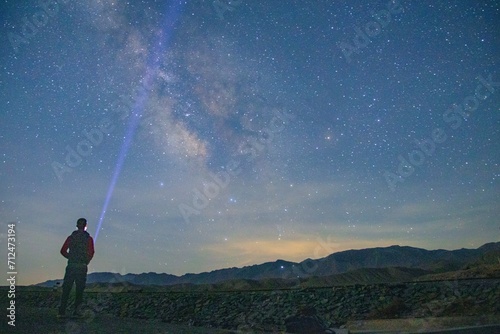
[37,242,500,288]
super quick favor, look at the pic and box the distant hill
[417,264,500,281]
[309,243,498,276]
[417,247,500,281]
[468,248,500,266]
[298,267,431,288]
[37,242,500,288]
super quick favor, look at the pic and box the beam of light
[94,1,186,242]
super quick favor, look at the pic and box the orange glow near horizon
[205,237,406,268]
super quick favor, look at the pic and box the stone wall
[13,279,500,331]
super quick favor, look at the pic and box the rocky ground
[0,306,236,334]
[3,278,499,333]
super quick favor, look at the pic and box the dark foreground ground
[346,316,500,333]
[1,306,235,334]
[2,278,498,333]
[2,307,499,334]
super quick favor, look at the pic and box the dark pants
[58,263,88,315]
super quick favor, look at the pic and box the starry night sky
[1,0,499,285]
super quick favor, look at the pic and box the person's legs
[58,266,76,315]
[73,265,88,314]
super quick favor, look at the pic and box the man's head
[76,218,87,230]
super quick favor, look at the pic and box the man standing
[58,218,95,318]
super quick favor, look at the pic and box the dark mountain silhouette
[299,267,432,287]
[37,242,500,287]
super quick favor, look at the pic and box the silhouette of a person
[58,218,95,317]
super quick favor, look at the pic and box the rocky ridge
[14,278,500,332]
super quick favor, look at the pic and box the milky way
[0,0,498,285]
